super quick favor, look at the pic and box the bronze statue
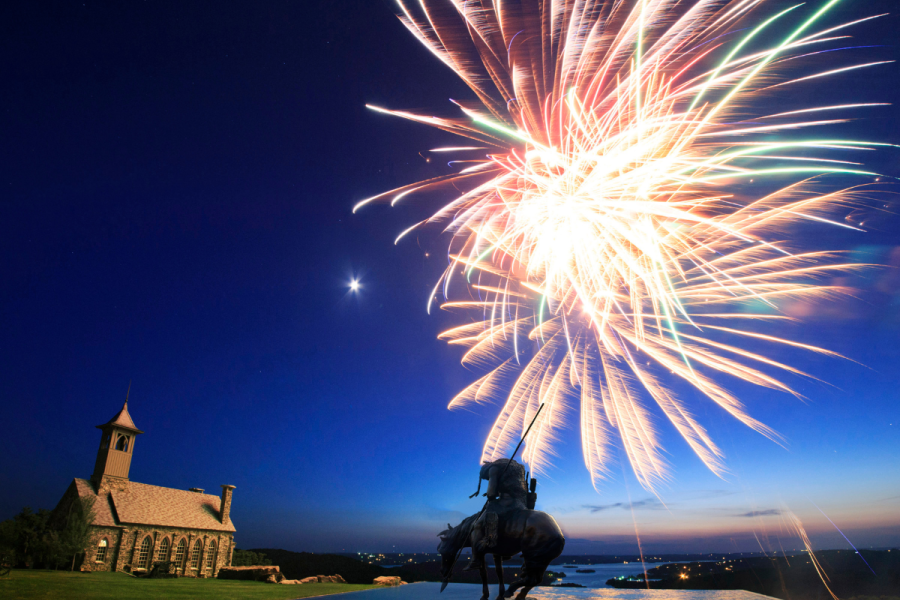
[464,458,528,572]
[438,405,565,600]
[437,485,565,599]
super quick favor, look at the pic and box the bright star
[349,279,360,292]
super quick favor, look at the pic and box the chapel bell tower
[91,399,143,492]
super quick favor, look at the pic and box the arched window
[100,432,111,450]
[137,536,152,569]
[205,540,217,570]
[190,539,203,569]
[115,434,129,452]
[174,538,187,568]
[95,538,108,562]
[157,537,170,562]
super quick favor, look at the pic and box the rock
[263,571,286,584]
[280,579,300,584]
[373,576,404,587]
[285,574,346,584]
[217,565,282,582]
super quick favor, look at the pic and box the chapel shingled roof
[96,401,144,434]
[74,479,117,527]
[73,478,236,532]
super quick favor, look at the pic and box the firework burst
[356,0,892,493]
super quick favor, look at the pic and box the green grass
[0,570,378,599]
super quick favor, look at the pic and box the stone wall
[80,526,122,572]
[82,524,233,577]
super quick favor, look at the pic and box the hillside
[249,550,561,586]
[607,549,899,600]
[249,549,389,584]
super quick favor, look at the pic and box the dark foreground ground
[0,570,374,599]
[607,550,899,600]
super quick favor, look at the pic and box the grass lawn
[0,570,378,599]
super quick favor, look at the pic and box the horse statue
[437,507,565,600]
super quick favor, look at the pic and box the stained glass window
[137,536,152,569]
[190,540,202,569]
[157,537,170,562]
[174,539,187,568]
[95,539,108,562]
[205,540,217,570]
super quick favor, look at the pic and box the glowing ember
[357,0,892,492]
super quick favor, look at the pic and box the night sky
[1,1,898,555]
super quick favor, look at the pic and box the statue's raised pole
[497,403,544,483]
[442,403,545,593]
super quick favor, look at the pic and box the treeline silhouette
[249,548,390,584]
[248,549,559,586]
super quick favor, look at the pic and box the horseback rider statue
[463,458,529,571]
[436,405,564,600]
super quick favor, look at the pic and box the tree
[0,519,16,575]
[231,549,272,567]
[11,507,56,568]
[0,503,95,570]
[58,496,96,571]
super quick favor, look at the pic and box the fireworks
[357,0,891,492]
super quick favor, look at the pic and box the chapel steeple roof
[96,401,144,434]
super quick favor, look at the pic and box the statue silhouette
[439,458,565,600]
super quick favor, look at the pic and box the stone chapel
[53,400,237,576]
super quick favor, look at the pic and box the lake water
[502,562,660,588]
[381,560,667,588]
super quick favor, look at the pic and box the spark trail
[357,0,892,493]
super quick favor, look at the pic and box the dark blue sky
[1,1,898,554]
